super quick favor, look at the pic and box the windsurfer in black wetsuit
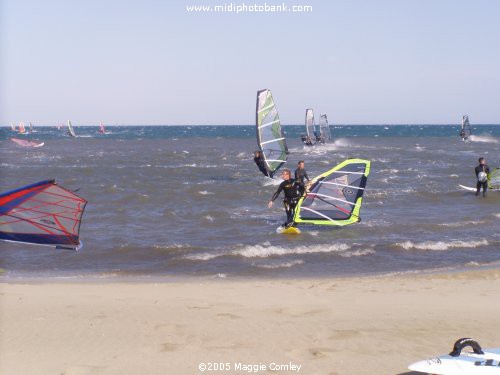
[268,168,302,227]
[254,151,270,177]
[475,157,490,197]
[294,160,310,195]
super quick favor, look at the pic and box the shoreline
[2,262,500,284]
[2,269,500,374]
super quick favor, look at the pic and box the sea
[2,124,500,279]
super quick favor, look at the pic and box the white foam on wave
[234,242,350,258]
[262,178,281,186]
[205,215,215,222]
[438,220,485,227]
[198,190,214,195]
[339,249,375,258]
[256,260,304,269]
[183,241,353,261]
[397,239,489,251]
[184,252,221,261]
[470,135,498,144]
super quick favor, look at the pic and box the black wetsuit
[475,164,490,197]
[271,178,302,225]
[254,156,270,177]
[294,168,310,195]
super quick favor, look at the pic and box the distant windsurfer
[459,129,466,140]
[254,151,270,177]
[301,135,314,146]
[475,157,490,197]
[294,161,310,195]
[268,169,302,227]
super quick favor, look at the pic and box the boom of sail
[293,159,371,226]
[0,180,87,250]
[255,89,288,177]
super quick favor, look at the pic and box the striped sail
[255,89,288,176]
[293,159,371,226]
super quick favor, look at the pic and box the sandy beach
[1,270,499,375]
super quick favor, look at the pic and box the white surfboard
[459,184,477,192]
[459,184,500,192]
[408,339,500,374]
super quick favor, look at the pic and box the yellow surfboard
[276,226,301,235]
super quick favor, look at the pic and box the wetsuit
[254,155,270,177]
[475,164,490,197]
[270,178,302,226]
[294,167,310,195]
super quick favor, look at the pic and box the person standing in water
[475,157,490,197]
[294,160,310,195]
[254,150,270,177]
[268,169,302,227]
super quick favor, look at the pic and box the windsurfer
[268,169,302,227]
[254,151,270,177]
[475,157,490,197]
[294,161,310,195]
[301,135,313,146]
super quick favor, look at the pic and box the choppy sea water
[2,125,500,278]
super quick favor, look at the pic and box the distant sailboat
[98,122,106,134]
[18,122,26,134]
[460,115,471,141]
[301,109,316,146]
[29,122,34,132]
[318,114,332,143]
[10,123,16,131]
[67,120,76,137]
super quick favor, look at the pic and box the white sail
[67,120,76,137]
[319,114,331,141]
[460,115,471,140]
[255,89,288,177]
[305,109,316,138]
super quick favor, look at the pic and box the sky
[1,0,499,125]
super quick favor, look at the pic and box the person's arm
[268,183,283,208]
[304,171,310,181]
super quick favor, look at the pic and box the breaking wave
[396,239,489,251]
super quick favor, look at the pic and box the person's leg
[483,181,488,197]
[476,181,481,196]
[283,201,292,226]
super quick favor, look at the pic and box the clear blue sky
[1,0,499,125]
